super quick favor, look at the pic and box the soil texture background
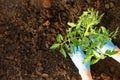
[0,0,120,80]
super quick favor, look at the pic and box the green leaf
[90,58,100,65]
[56,34,63,42]
[66,28,72,33]
[97,13,104,23]
[60,48,67,58]
[83,49,93,64]
[93,50,100,58]
[99,54,106,59]
[101,26,106,33]
[105,50,118,56]
[80,37,90,49]
[64,43,69,49]
[83,56,92,64]
[67,22,76,27]
[71,38,78,46]
[91,41,99,48]
[111,27,119,39]
[50,43,60,49]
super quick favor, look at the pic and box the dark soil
[0,0,120,80]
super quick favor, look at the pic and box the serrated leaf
[111,27,119,39]
[56,34,63,42]
[60,48,67,58]
[50,43,60,49]
[105,50,118,56]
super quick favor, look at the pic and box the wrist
[78,60,90,74]
[80,70,93,80]
[111,47,120,63]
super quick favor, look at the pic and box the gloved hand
[68,46,90,74]
[89,36,117,54]
[97,40,117,54]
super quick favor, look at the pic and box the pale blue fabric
[69,46,90,74]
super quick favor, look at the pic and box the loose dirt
[0,0,120,80]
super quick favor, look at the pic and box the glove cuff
[78,60,90,74]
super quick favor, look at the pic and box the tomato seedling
[50,8,118,64]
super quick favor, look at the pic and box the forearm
[111,47,120,63]
[80,70,93,80]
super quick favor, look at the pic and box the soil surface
[0,0,120,80]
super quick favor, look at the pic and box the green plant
[50,8,118,64]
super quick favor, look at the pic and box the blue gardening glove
[68,46,90,74]
[97,40,117,54]
[89,36,117,55]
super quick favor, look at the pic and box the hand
[97,40,117,54]
[89,36,117,54]
[68,46,90,74]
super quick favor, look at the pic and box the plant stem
[84,25,90,37]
